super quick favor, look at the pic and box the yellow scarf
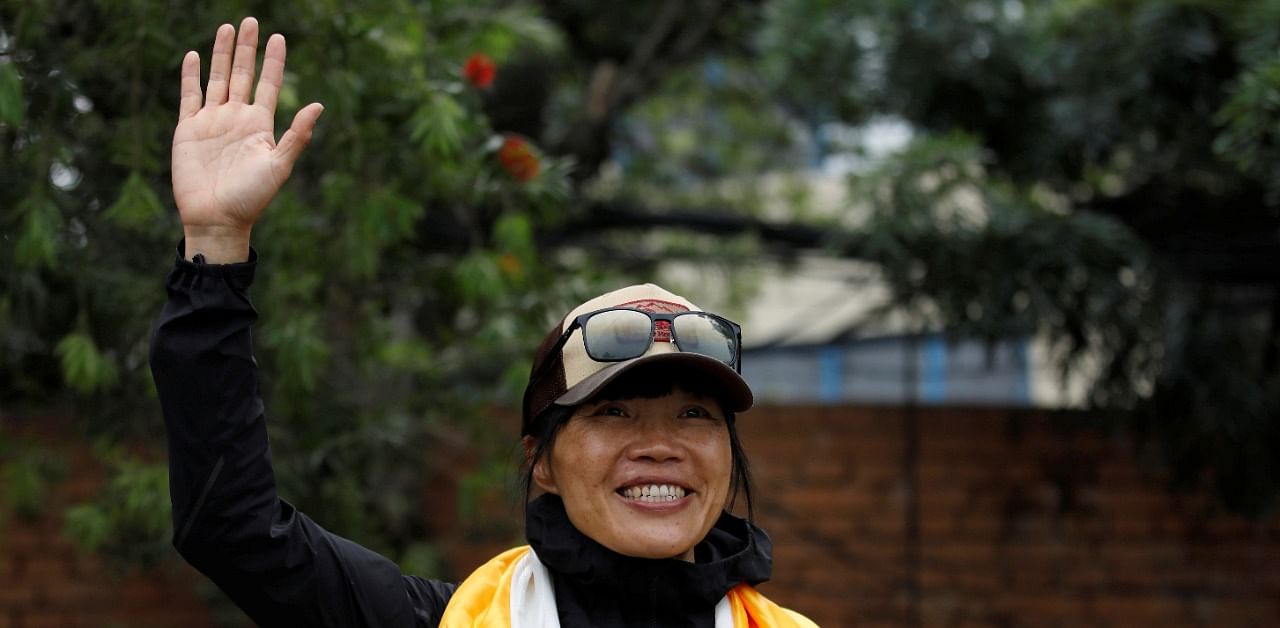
[440,546,818,627]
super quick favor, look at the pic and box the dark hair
[521,363,755,521]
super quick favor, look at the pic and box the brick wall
[0,417,215,628]
[732,405,1280,627]
[3,406,1279,627]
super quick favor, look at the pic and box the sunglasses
[544,306,743,374]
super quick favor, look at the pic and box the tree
[1,0,583,572]
[1,0,1277,599]
[591,0,1280,515]
[0,0,774,581]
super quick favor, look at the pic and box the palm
[171,19,322,232]
[173,103,283,227]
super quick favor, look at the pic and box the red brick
[2,523,68,555]
[59,475,103,502]
[0,585,35,609]
[22,613,75,628]
[919,563,1002,591]
[1198,598,1280,625]
[0,554,19,580]
[119,577,170,608]
[1093,595,1187,625]
[22,555,71,583]
[41,581,113,609]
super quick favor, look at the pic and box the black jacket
[150,243,774,627]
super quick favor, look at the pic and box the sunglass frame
[564,306,743,371]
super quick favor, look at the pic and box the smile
[617,484,689,502]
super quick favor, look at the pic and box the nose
[625,417,684,463]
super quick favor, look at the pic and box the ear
[523,435,559,495]
[521,435,537,465]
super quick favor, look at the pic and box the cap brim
[554,352,753,412]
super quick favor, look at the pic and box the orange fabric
[725,583,820,628]
[439,545,819,627]
[438,546,525,627]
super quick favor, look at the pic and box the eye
[680,406,713,419]
[592,403,628,417]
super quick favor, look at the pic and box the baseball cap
[520,284,753,435]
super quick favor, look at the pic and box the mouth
[615,483,693,503]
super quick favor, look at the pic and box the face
[529,389,733,561]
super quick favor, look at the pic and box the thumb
[274,102,325,174]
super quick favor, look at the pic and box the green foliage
[1214,54,1280,190]
[0,0,591,576]
[1,446,69,520]
[618,0,1280,514]
[847,132,1164,395]
[0,61,23,126]
[64,456,171,567]
[13,195,62,270]
[56,330,120,394]
[736,0,1280,515]
[398,541,445,579]
[104,172,167,234]
[411,93,469,158]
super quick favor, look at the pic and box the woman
[153,17,816,627]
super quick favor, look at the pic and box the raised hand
[171,17,323,262]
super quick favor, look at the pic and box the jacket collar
[524,494,772,607]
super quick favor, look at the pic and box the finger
[227,17,260,104]
[178,51,202,121]
[253,33,286,113]
[205,23,235,106]
[274,103,324,173]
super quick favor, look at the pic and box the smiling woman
[533,380,736,562]
[151,16,815,628]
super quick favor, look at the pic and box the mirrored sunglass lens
[583,310,652,360]
[673,314,736,365]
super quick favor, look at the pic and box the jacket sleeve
[149,242,456,627]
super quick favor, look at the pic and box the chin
[615,540,695,560]
[605,524,700,560]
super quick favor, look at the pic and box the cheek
[549,426,617,497]
[709,434,734,496]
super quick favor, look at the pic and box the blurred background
[2,0,1279,626]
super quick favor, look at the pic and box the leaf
[103,172,166,231]
[55,330,119,394]
[492,212,534,259]
[398,541,443,577]
[347,189,425,278]
[62,460,171,564]
[1213,56,1280,175]
[264,312,331,394]
[490,7,563,53]
[453,251,503,305]
[378,338,435,374]
[0,62,23,126]
[64,505,112,552]
[14,196,63,269]
[409,93,467,158]
[2,459,44,519]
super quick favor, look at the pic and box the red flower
[497,136,540,182]
[462,53,496,89]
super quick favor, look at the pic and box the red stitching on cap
[616,298,690,314]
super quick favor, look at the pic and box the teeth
[620,484,687,502]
